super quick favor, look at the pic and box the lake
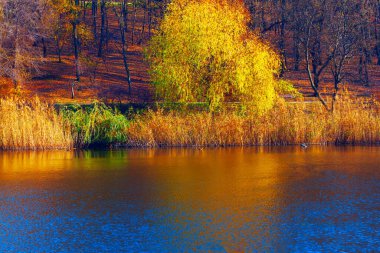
[0,147,379,252]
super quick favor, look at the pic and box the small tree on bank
[147,0,289,113]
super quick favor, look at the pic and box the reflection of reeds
[0,151,75,172]
[127,93,380,147]
[0,97,72,150]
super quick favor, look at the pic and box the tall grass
[62,103,130,148]
[0,97,72,150]
[127,94,380,147]
[1,93,380,150]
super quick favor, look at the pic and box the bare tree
[290,0,362,111]
[328,0,361,110]
[295,0,334,109]
[357,1,375,86]
[0,0,50,88]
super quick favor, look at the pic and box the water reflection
[0,147,379,252]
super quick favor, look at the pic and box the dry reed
[1,92,379,150]
[127,93,380,147]
[0,97,72,150]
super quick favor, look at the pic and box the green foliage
[62,103,130,147]
[147,0,292,114]
[276,80,303,98]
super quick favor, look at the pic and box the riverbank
[1,93,380,150]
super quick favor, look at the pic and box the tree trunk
[98,0,106,57]
[279,0,286,76]
[293,36,300,71]
[140,0,148,44]
[312,60,319,92]
[305,26,329,111]
[105,7,109,49]
[72,0,80,81]
[377,2,380,65]
[331,88,338,112]
[122,0,128,32]
[73,22,80,81]
[376,37,380,65]
[260,5,266,31]
[118,3,132,94]
[121,28,132,94]
[56,38,62,63]
[92,0,97,40]
[132,0,137,44]
[42,37,47,58]
[359,54,369,86]
[83,0,86,21]
[13,37,21,89]
[148,0,152,38]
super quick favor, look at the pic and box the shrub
[62,103,129,148]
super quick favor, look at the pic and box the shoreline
[2,95,380,150]
[2,142,380,152]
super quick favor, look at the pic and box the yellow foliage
[147,0,286,113]
[51,0,81,19]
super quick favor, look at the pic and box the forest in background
[1,0,380,150]
[0,0,380,103]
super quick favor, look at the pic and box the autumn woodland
[1,0,380,149]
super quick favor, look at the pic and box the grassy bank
[1,94,380,150]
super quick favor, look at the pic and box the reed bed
[127,94,380,147]
[0,97,72,150]
[62,103,129,148]
[1,93,380,150]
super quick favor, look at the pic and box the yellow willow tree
[147,0,291,113]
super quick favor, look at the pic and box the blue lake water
[0,147,379,252]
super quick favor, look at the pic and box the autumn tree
[147,0,289,113]
[51,0,95,82]
[51,0,82,80]
[51,0,71,63]
[0,0,52,88]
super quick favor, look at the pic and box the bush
[62,103,130,148]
